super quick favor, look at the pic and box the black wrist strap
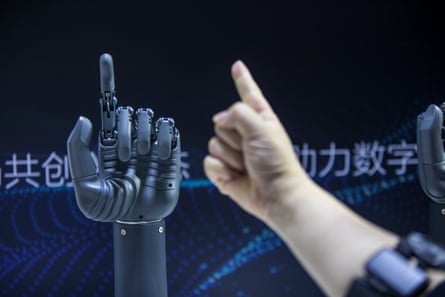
[345,232,445,297]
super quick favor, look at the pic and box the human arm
[203,60,445,297]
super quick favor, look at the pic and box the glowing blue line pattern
[334,173,417,205]
[0,170,426,297]
[187,229,282,297]
[0,182,320,297]
[0,117,431,297]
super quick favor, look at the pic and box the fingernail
[231,60,246,77]
[212,111,228,124]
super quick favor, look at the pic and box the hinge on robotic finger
[157,118,178,146]
[99,53,118,146]
[100,92,118,145]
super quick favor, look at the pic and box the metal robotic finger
[417,103,445,245]
[117,106,133,162]
[100,53,118,146]
[417,104,445,203]
[136,108,153,155]
[156,118,175,160]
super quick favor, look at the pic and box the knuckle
[208,137,217,152]
[230,102,248,117]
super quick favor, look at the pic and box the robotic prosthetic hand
[67,53,181,222]
[67,53,181,297]
[417,104,445,244]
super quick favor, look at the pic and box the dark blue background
[0,1,444,296]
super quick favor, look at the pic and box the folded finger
[203,155,240,184]
[214,126,242,151]
[117,106,133,162]
[208,137,245,172]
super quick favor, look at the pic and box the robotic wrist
[346,232,445,297]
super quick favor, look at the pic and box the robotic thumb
[67,116,97,179]
[417,104,445,165]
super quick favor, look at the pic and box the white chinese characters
[0,142,418,190]
[294,140,417,178]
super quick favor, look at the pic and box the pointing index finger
[231,60,272,113]
[100,53,115,94]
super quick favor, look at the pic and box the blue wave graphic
[0,117,431,297]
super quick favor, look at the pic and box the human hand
[67,53,181,223]
[204,61,310,221]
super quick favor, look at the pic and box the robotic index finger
[99,53,118,146]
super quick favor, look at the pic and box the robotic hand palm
[67,53,181,223]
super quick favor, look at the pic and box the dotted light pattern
[0,118,432,297]
[0,171,428,297]
[0,183,323,297]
